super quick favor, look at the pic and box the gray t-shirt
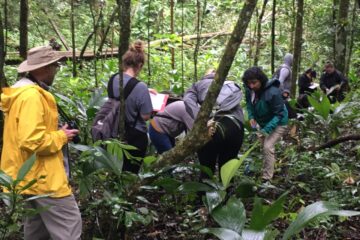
[111,73,153,132]
[154,101,196,137]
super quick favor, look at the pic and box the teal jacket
[245,79,288,134]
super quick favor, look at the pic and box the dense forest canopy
[1,0,360,88]
[0,0,360,239]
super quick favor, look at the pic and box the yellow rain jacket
[1,81,71,197]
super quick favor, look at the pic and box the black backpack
[91,74,139,141]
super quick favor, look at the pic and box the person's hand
[207,119,216,137]
[249,119,257,129]
[256,130,267,142]
[149,88,158,95]
[61,124,80,142]
[282,92,289,98]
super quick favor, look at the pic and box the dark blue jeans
[148,124,175,154]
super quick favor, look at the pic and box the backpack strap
[107,73,140,100]
[124,77,140,100]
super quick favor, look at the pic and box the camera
[68,120,81,144]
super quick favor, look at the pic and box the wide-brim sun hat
[17,46,66,73]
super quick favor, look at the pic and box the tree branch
[309,134,360,151]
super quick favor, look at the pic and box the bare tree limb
[309,134,360,151]
[41,8,70,51]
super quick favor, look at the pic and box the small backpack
[91,75,139,141]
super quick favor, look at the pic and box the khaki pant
[24,194,82,240]
[262,125,288,180]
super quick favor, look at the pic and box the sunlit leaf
[221,142,259,188]
[282,201,360,240]
[200,228,243,240]
[212,197,246,233]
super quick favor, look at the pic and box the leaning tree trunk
[41,8,70,51]
[97,6,119,54]
[117,0,131,141]
[335,0,350,74]
[19,0,28,59]
[70,0,77,77]
[291,0,304,97]
[153,0,258,169]
[254,0,268,66]
[271,0,276,74]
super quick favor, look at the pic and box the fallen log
[309,134,360,152]
[4,31,233,65]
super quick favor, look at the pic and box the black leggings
[123,127,148,173]
[198,117,244,179]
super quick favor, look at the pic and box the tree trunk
[153,0,258,169]
[254,0,268,66]
[332,0,339,59]
[70,0,77,77]
[289,0,296,52]
[345,0,358,75]
[0,10,6,86]
[248,8,257,67]
[117,0,131,141]
[19,0,29,59]
[335,0,350,74]
[271,0,276,74]
[291,0,304,97]
[4,0,8,56]
[170,0,175,70]
[0,10,5,158]
[147,0,152,83]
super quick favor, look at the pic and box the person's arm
[245,88,255,121]
[320,74,327,92]
[18,92,68,155]
[136,83,153,121]
[261,90,287,134]
[338,71,348,86]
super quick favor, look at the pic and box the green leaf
[16,154,36,182]
[282,201,360,240]
[0,170,13,189]
[242,229,279,240]
[93,146,123,176]
[177,182,214,193]
[221,142,259,188]
[124,211,150,228]
[144,156,157,165]
[249,192,288,231]
[200,228,243,240]
[153,177,181,192]
[212,197,246,233]
[308,93,331,119]
[19,179,37,192]
[242,229,265,240]
[206,190,226,213]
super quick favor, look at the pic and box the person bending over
[242,66,288,181]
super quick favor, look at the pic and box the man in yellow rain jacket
[1,46,82,239]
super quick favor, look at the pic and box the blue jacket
[245,79,288,134]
